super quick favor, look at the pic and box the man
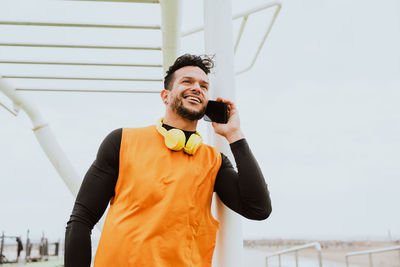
[65,54,271,267]
[16,237,23,259]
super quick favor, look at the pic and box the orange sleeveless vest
[94,126,221,267]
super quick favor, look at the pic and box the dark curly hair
[164,54,215,90]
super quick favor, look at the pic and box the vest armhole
[208,152,222,227]
[114,128,128,197]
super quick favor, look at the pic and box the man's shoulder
[199,142,221,159]
[121,125,157,138]
[201,142,217,151]
[122,125,155,133]
[102,128,122,144]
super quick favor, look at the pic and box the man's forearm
[231,139,272,219]
[65,221,92,267]
[215,139,272,220]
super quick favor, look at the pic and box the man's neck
[163,112,198,132]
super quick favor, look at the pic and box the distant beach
[3,257,63,267]
[245,239,400,267]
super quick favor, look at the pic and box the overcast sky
[1,0,400,243]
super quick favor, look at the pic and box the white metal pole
[203,1,243,267]
[160,0,182,73]
[0,77,81,196]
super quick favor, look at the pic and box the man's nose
[191,82,201,93]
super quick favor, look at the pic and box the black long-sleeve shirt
[65,126,271,267]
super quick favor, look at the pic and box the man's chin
[177,106,206,121]
[184,103,206,112]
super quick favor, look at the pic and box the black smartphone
[203,100,229,124]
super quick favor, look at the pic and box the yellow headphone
[156,118,203,155]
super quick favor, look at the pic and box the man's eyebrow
[181,76,209,85]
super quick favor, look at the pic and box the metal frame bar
[0,21,160,29]
[0,61,162,67]
[0,77,82,197]
[0,99,19,116]
[345,246,400,267]
[0,43,161,50]
[234,16,248,53]
[182,2,281,76]
[69,0,160,3]
[2,76,162,82]
[265,242,323,267]
[235,2,281,75]
[15,88,161,94]
[0,14,163,74]
[182,2,281,36]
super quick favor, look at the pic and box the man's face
[168,66,209,121]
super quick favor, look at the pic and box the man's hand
[211,97,245,144]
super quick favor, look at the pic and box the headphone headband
[156,118,202,155]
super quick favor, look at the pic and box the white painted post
[369,253,374,267]
[398,250,400,264]
[160,0,182,73]
[0,78,81,196]
[203,1,243,267]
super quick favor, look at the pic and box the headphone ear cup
[165,129,186,151]
[184,134,202,155]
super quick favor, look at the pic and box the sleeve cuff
[229,138,247,150]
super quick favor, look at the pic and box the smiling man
[65,54,272,267]
[164,65,209,122]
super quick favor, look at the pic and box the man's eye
[183,80,191,83]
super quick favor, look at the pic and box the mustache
[171,93,207,121]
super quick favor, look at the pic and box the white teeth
[187,96,200,103]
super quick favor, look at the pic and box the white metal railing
[0,21,160,29]
[1,75,162,82]
[182,2,281,76]
[0,76,162,94]
[265,242,323,267]
[0,60,162,67]
[0,43,161,50]
[345,245,400,267]
[0,7,164,92]
[70,0,160,3]
[13,88,161,94]
[0,97,19,116]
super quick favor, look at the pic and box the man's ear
[161,89,169,104]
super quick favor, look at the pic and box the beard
[171,93,207,121]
